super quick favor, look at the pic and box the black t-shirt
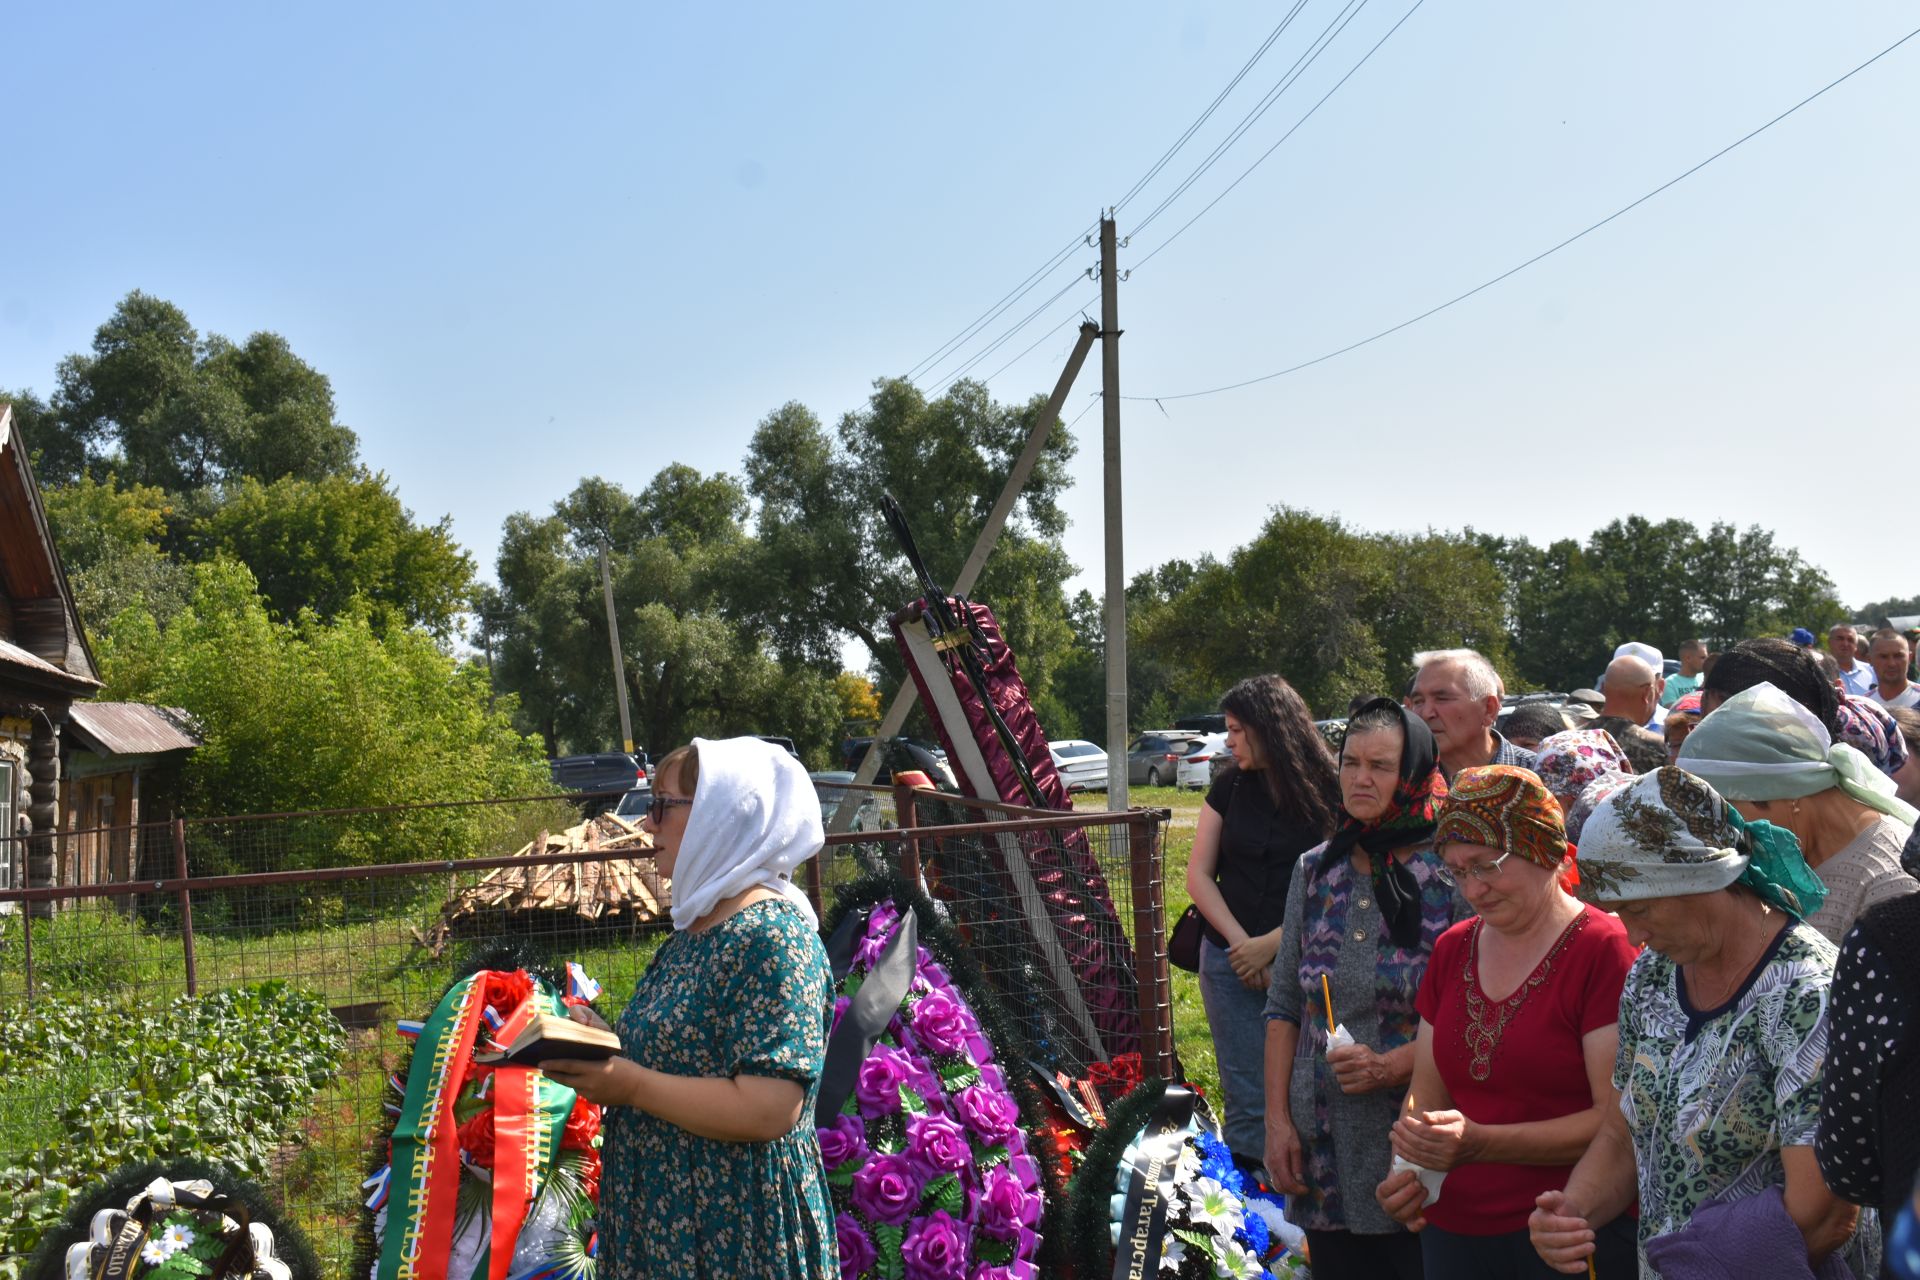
[1201,768,1324,947]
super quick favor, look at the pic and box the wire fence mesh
[0,785,1169,1278]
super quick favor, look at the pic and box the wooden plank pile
[416,811,672,952]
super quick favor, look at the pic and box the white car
[1048,739,1109,792]
[1177,733,1227,790]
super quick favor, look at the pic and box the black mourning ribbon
[815,904,920,1127]
[1111,1085,1196,1280]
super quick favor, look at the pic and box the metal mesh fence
[0,786,1168,1278]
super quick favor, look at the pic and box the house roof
[66,702,201,756]
[0,637,99,692]
[0,402,99,685]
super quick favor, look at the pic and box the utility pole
[1099,213,1128,812]
[598,541,636,755]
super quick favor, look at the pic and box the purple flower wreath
[820,901,1046,1280]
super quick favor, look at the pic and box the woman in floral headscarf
[1533,729,1636,819]
[1375,766,1639,1279]
[1263,698,1471,1280]
[1529,768,1875,1279]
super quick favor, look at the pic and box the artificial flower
[905,1112,973,1178]
[818,1113,871,1171]
[952,1083,1020,1146]
[901,1209,971,1280]
[910,990,975,1058]
[1158,1234,1187,1272]
[160,1223,195,1254]
[836,1213,878,1280]
[141,1240,171,1266]
[1185,1178,1244,1236]
[854,1044,914,1116]
[850,1153,924,1226]
[1214,1239,1263,1280]
[976,1166,1042,1241]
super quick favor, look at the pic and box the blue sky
[4,3,1916,629]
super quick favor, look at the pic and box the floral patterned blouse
[600,899,838,1279]
[1615,919,1877,1278]
[1264,838,1469,1233]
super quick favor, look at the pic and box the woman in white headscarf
[542,737,838,1279]
[1680,681,1918,944]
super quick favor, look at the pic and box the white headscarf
[667,736,823,931]
[1678,681,1919,827]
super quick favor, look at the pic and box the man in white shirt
[1869,629,1920,710]
[1829,624,1875,698]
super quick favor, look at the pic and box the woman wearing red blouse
[1374,764,1639,1279]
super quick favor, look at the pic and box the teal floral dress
[601,899,838,1279]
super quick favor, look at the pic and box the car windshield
[613,789,649,816]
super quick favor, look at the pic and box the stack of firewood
[415,811,672,952]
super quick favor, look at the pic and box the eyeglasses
[1434,849,1514,887]
[647,795,694,824]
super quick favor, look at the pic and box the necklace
[1460,910,1589,1082]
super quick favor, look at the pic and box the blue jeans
[1197,935,1270,1165]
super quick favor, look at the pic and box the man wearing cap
[1790,626,1818,649]
[1608,642,1668,729]
[1830,624,1875,698]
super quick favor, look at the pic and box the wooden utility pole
[598,541,636,755]
[1100,214,1128,812]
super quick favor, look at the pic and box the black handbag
[1168,903,1203,972]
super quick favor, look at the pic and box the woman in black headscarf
[1262,698,1471,1280]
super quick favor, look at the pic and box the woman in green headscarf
[1680,679,1918,944]
[1528,767,1874,1279]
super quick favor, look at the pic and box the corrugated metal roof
[0,637,100,688]
[66,702,201,756]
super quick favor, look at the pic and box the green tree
[196,469,475,636]
[490,473,843,764]
[1858,596,1920,625]
[48,291,358,492]
[94,559,550,870]
[1,388,88,487]
[40,472,192,627]
[743,379,1079,710]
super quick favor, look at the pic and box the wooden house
[0,401,102,905]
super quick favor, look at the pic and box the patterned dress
[1265,839,1470,1233]
[600,899,838,1279]
[1615,919,1878,1279]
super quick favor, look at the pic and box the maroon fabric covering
[892,598,1142,1060]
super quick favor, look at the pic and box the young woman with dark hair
[1184,673,1341,1168]
[1701,636,1841,736]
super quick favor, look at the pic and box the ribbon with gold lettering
[1111,1085,1195,1280]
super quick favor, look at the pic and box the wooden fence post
[173,817,198,996]
[1127,810,1175,1080]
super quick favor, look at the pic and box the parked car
[810,770,882,831]
[1176,733,1225,790]
[612,785,654,821]
[756,735,800,757]
[549,752,649,814]
[1127,731,1206,788]
[1048,739,1109,792]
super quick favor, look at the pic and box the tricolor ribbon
[363,1166,392,1211]
[565,963,601,1003]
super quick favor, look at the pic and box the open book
[473,1014,622,1067]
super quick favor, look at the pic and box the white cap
[1613,641,1664,673]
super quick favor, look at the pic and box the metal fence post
[894,784,922,886]
[173,816,198,996]
[1126,809,1175,1080]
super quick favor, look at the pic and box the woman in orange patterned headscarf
[1374,765,1641,1280]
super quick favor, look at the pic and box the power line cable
[1123,24,1920,404]
[1126,0,1377,240]
[921,277,1084,391]
[903,226,1093,383]
[981,296,1101,385]
[903,6,1325,389]
[1111,0,1313,215]
[1132,0,1425,273]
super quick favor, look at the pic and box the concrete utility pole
[1099,214,1129,812]
[598,541,636,755]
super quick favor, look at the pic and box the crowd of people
[1187,631,1920,1279]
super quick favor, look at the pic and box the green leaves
[0,983,342,1265]
[924,1173,965,1217]
[874,1224,906,1280]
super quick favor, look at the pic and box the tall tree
[196,470,475,636]
[48,291,358,492]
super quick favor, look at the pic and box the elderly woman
[542,737,838,1278]
[1263,698,1470,1280]
[1187,674,1342,1169]
[1374,766,1639,1279]
[1680,681,1918,944]
[1528,768,1874,1279]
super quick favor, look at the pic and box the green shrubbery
[0,981,343,1277]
